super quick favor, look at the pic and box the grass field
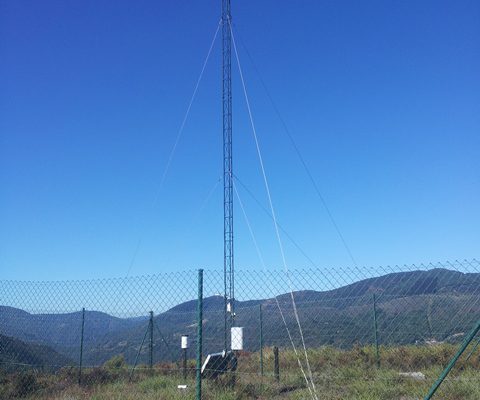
[2,344,479,399]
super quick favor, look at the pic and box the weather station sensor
[231,327,243,351]
[179,334,190,388]
[181,335,189,349]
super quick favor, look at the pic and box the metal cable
[230,22,318,400]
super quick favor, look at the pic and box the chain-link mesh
[1,259,479,399]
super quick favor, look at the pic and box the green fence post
[78,307,85,385]
[196,269,204,400]
[273,346,280,383]
[464,335,480,363]
[149,311,154,370]
[259,304,264,377]
[424,319,480,400]
[372,293,380,368]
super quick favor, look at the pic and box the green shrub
[103,355,127,371]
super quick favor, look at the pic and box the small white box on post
[231,327,244,351]
[181,335,189,349]
[180,334,189,382]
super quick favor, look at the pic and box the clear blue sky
[1,0,478,281]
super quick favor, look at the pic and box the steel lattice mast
[222,0,234,351]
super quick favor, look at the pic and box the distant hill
[0,306,142,364]
[0,334,71,371]
[274,268,480,305]
[0,307,141,346]
[1,268,479,367]
[167,295,261,314]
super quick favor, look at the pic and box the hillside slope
[0,334,71,371]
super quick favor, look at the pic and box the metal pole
[259,304,264,376]
[222,0,234,351]
[464,335,480,363]
[372,294,380,368]
[196,269,204,400]
[224,295,228,352]
[273,346,280,383]
[231,351,237,388]
[183,348,187,380]
[78,307,85,385]
[424,319,480,400]
[149,311,154,370]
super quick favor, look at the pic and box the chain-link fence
[1,259,479,399]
